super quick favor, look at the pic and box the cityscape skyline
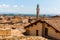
[0,0,60,15]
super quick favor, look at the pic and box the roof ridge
[24,19,60,33]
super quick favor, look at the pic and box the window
[12,27,16,29]
[0,18,2,20]
[23,30,30,36]
[7,18,10,21]
[45,28,48,36]
[36,30,39,36]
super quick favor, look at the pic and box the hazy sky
[0,0,60,15]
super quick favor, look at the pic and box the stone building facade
[23,4,60,40]
[24,20,60,40]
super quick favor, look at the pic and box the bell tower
[36,4,40,19]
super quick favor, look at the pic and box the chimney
[42,15,46,21]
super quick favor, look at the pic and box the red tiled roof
[24,20,60,33]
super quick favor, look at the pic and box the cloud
[43,8,60,14]
[0,4,35,13]
[20,5,24,8]
[0,5,2,8]
[41,7,60,15]
[13,5,18,8]
[0,4,24,9]
[2,4,10,8]
[0,4,10,8]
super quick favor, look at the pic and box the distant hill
[0,13,59,17]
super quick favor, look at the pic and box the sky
[0,0,60,15]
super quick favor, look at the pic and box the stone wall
[0,36,48,40]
